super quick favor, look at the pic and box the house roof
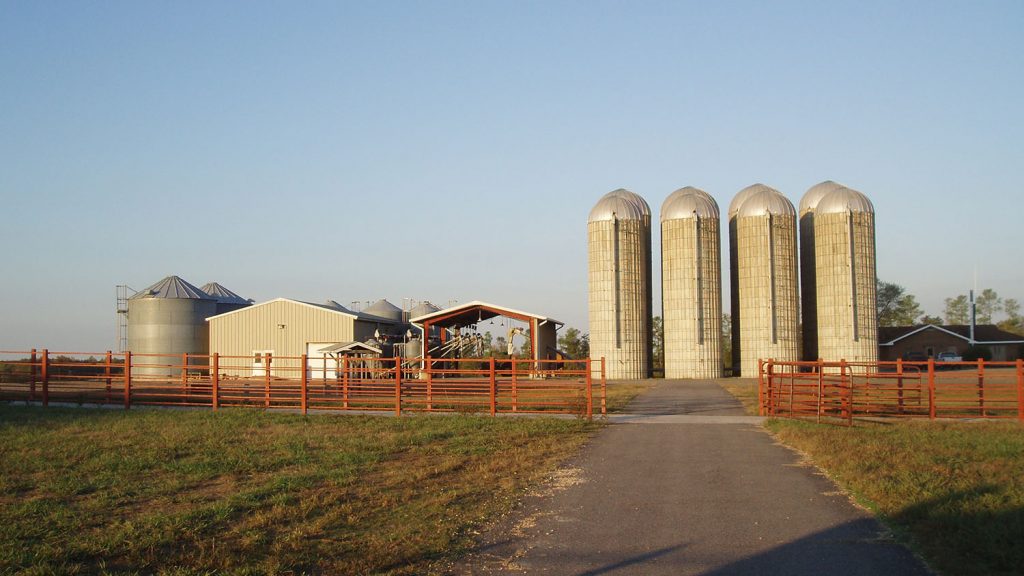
[879,324,1024,346]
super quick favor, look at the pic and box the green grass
[766,418,1024,576]
[0,405,598,575]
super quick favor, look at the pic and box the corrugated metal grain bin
[128,275,216,376]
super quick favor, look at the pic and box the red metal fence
[0,350,606,418]
[759,358,1024,424]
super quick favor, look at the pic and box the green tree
[721,313,732,371]
[975,288,1003,324]
[652,316,664,376]
[944,295,969,324]
[877,280,923,327]
[920,314,944,325]
[557,327,590,359]
[998,298,1023,335]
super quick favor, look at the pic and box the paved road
[452,380,930,575]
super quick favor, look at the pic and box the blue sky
[1,1,1022,351]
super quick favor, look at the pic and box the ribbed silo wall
[662,217,722,378]
[799,212,818,361]
[728,217,741,375]
[127,298,217,376]
[737,215,800,376]
[815,211,878,363]
[588,218,650,379]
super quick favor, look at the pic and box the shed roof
[206,297,359,321]
[131,275,212,300]
[318,341,383,355]
[410,300,563,329]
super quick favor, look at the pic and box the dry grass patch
[0,405,597,574]
[720,378,759,415]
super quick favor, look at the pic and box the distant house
[878,324,1024,362]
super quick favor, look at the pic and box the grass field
[0,405,598,575]
[767,418,1024,576]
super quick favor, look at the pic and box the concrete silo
[200,282,251,315]
[736,188,800,376]
[608,188,655,372]
[661,187,722,378]
[728,184,772,376]
[127,275,217,376]
[588,189,651,379]
[814,187,878,363]
[798,180,846,361]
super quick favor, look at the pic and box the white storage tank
[735,188,800,376]
[661,187,722,378]
[588,189,652,379]
[814,186,878,363]
[727,183,773,376]
[798,180,846,361]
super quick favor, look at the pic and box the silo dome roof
[588,189,648,222]
[799,180,846,216]
[728,183,773,219]
[816,187,874,214]
[363,298,403,321]
[200,282,249,305]
[661,187,720,221]
[737,189,796,218]
[131,275,212,300]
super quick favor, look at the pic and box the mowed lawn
[767,418,1024,576]
[0,405,598,575]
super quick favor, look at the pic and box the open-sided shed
[410,301,564,362]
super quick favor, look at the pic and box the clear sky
[1,1,1022,351]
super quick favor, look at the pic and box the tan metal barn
[207,298,400,377]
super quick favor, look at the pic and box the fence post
[927,357,936,420]
[425,357,433,411]
[342,356,349,409]
[896,358,905,414]
[41,349,49,407]
[601,357,607,416]
[300,354,308,415]
[758,359,765,415]
[211,353,219,411]
[841,359,852,425]
[394,357,402,417]
[29,348,37,402]
[124,351,132,410]
[1017,359,1023,421]
[264,354,272,408]
[511,357,518,412]
[181,352,189,400]
[816,358,824,422]
[105,351,113,404]
[489,357,496,416]
[977,358,985,417]
[585,358,593,419]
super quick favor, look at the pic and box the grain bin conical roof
[410,301,440,318]
[200,282,249,305]
[588,189,648,222]
[364,298,403,322]
[661,187,720,221]
[131,275,212,300]
[728,183,772,219]
[737,188,796,218]
[799,180,847,216]
[323,300,355,313]
[816,187,874,214]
